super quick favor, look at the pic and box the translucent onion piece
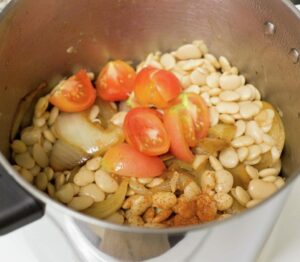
[50,140,89,171]
[54,112,124,155]
[10,83,47,141]
[84,180,128,219]
[208,124,237,143]
[255,102,285,170]
[228,164,251,189]
[195,137,229,155]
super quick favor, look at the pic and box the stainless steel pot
[0,0,300,260]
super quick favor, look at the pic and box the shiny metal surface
[0,0,300,259]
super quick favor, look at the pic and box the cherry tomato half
[124,108,170,156]
[49,70,96,113]
[102,143,165,177]
[134,67,182,108]
[163,93,210,163]
[96,60,136,101]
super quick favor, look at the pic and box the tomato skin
[124,108,170,156]
[163,107,194,163]
[134,67,182,108]
[102,143,165,177]
[163,93,210,163]
[96,60,136,101]
[50,70,96,113]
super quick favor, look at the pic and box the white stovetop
[0,176,299,262]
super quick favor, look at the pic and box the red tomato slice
[164,93,210,163]
[134,66,182,108]
[96,60,136,101]
[163,107,194,163]
[124,108,170,156]
[102,143,165,177]
[49,70,96,113]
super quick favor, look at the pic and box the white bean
[246,199,262,208]
[56,183,74,204]
[48,107,59,126]
[245,165,259,179]
[184,181,201,200]
[219,56,231,72]
[209,156,224,171]
[271,147,280,161]
[208,88,222,96]
[219,90,240,102]
[231,136,255,147]
[181,75,192,88]
[219,114,235,124]
[200,92,210,105]
[79,184,105,202]
[110,111,127,127]
[235,120,246,137]
[216,102,239,114]
[35,172,48,191]
[219,147,239,168]
[219,75,242,90]
[43,129,56,143]
[236,85,255,101]
[239,102,260,119]
[35,97,49,118]
[190,69,207,85]
[175,44,202,60]
[262,134,275,146]
[234,186,251,206]
[200,170,216,192]
[247,145,261,161]
[21,127,42,145]
[146,178,164,188]
[260,143,271,154]
[30,165,41,176]
[184,85,201,94]
[237,147,249,162]
[32,143,49,168]
[204,53,220,69]
[180,59,203,71]
[209,107,219,126]
[89,105,100,122]
[68,196,94,211]
[20,169,34,183]
[245,121,263,144]
[244,155,261,165]
[210,96,220,105]
[152,192,177,209]
[259,168,279,178]
[248,179,277,200]
[14,152,35,169]
[74,166,95,186]
[215,170,234,193]
[262,176,277,183]
[11,140,27,154]
[206,73,220,88]
[160,53,176,70]
[214,193,233,211]
[86,157,102,171]
[95,170,118,193]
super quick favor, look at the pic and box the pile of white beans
[10,40,285,227]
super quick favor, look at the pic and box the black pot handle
[0,164,45,235]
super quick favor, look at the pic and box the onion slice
[50,140,89,171]
[84,180,128,219]
[54,112,124,155]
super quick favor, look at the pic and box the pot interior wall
[0,0,300,180]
